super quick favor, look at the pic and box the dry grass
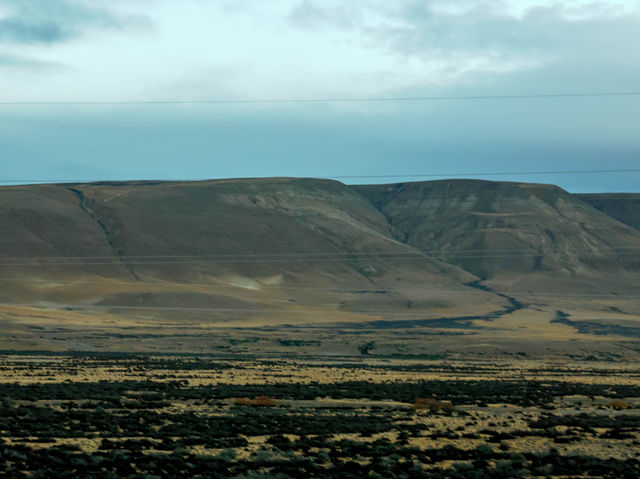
[1,355,640,468]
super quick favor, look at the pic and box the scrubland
[1,353,639,478]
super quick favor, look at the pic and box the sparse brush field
[1,354,639,478]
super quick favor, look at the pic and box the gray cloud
[281,1,640,94]
[380,1,640,55]
[0,18,69,43]
[346,1,640,96]
[0,0,152,44]
[368,2,640,69]
[0,54,61,69]
[288,1,360,30]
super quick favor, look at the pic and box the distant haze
[0,0,639,192]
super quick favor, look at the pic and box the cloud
[0,18,69,43]
[357,1,640,89]
[0,54,61,69]
[278,1,640,94]
[288,0,360,30]
[378,1,640,54]
[0,0,152,44]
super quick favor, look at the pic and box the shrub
[216,448,236,462]
[607,399,628,410]
[233,396,277,407]
[358,341,376,355]
[413,398,454,411]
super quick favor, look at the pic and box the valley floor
[2,301,640,361]
[1,353,639,478]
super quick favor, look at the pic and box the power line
[0,303,610,315]
[0,277,637,298]
[333,169,640,180]
[1,168,640,186]
[0,250,637,267]
[1,91,640,106]
[0,302,503,315]
[1,246,638,262]
[577,195,640,199]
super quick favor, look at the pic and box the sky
[0,0,639,192]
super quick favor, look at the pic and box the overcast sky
[1,0,639,191]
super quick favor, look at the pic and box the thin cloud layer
[0,0,638,97]
[375,2,640,63]
[284,0,640,91]
[0,0,151,45]
[288,1,361,30]
[0,53,60,69]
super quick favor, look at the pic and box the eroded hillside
[1,178,639,353]
[356,180,640,291]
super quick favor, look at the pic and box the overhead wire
[0,303,618,315]
[332,169,640,180]
[1,91,640,106]
[0,277,637,298]
[0,245,638,262]
[0,250,637,266]
[0,303,510,315]
[1,167,640,185]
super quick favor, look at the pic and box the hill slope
[354,180,640,291]
[1,178,639,329]
[0,178,491,323]
[576,193,640,230]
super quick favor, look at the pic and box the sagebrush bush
[413,398,454,411]
[607,399,628,409]
[233,396,277,407]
